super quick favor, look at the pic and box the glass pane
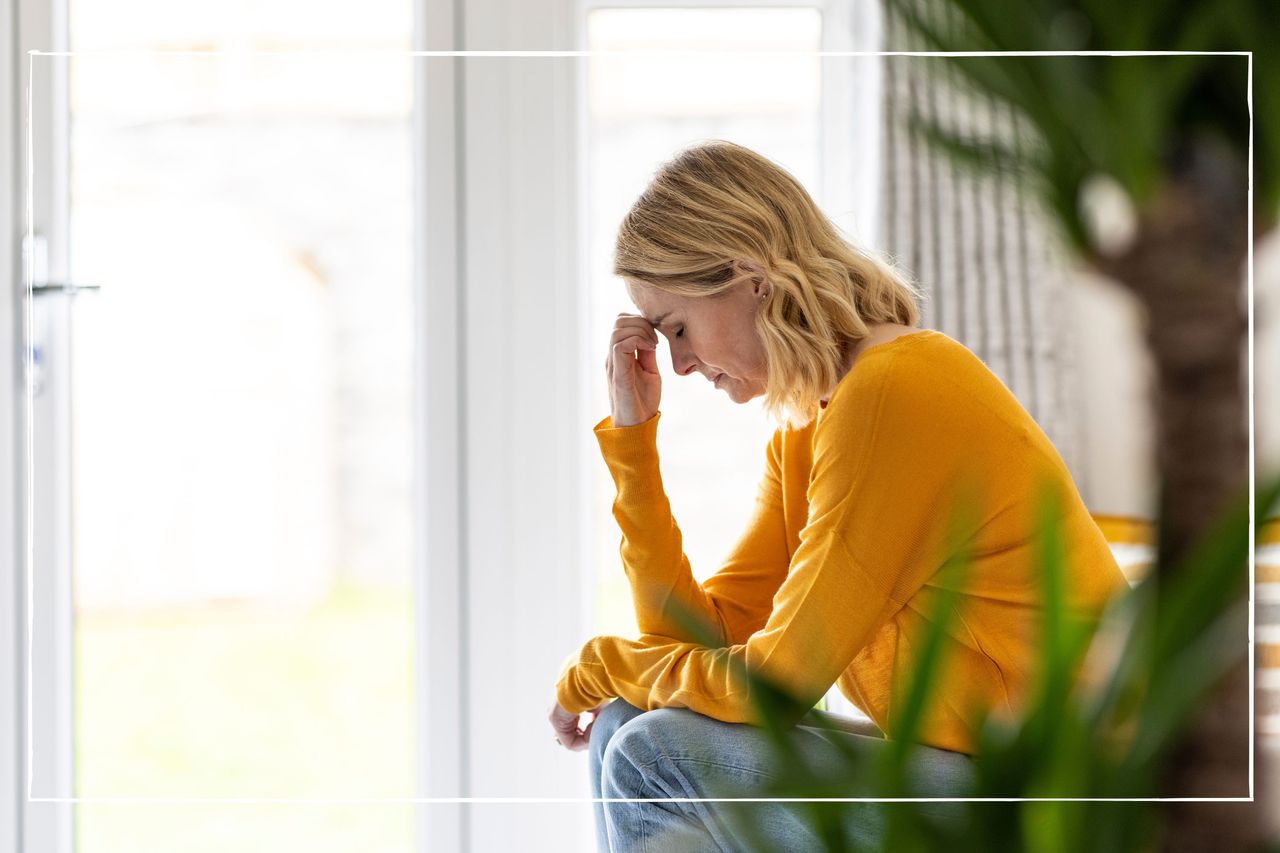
[67,7,414,851]
[585,8,822,637]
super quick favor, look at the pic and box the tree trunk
[1093,136,1256,849]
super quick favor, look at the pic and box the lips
[713,373,725,388]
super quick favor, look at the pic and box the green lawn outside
[74,581,416,852]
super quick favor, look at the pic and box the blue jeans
[588,699,975,852]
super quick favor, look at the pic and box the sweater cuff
[555,639,610,713]
[593,411,661,450]
[593,412,664,497]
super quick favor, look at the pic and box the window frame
[1,0,25,845]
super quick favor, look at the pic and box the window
[65,6,416,850]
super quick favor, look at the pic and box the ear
[740,262,771,301]
[734,258,769,296]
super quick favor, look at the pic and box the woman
[549,140,1129,851]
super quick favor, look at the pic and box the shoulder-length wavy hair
[614,139,925,431]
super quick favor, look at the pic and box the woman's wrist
[595,413,664,492]
[603,410,660,430]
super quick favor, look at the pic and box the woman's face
[625,268,770,404]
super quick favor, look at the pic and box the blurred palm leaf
[884,0,1264,247]
[880,3,1265,844]
[710,474,1280,850]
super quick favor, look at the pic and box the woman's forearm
[595,412,732,644]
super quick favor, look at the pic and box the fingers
[609,333,659,394]
[554,723,589,751]
[578,700,609,746]
[611,314,658,343]
[612,312,657,329]
[605,314,662,426]
[549,703,591,751]
[554,728,587,751]
[635,341,659,375]
[611,334,658,367]
[610,321,658,356]
[609,316,659,361]
[607,314,660,381]
[605,339,657,373]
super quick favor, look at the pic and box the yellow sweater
[556,329,1129,755]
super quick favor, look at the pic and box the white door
[15,2,430,851]
[19,2,76,848]
[10,1,597,851]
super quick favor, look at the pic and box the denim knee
[590,699,646,769]
[600,708,706,796]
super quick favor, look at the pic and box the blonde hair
[614,139,925,430]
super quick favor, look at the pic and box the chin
[725,384,764,404]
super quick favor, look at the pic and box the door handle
[24,284,101,399]
[22,237,102,399]
[29,281,102,296]
[23,233,101,297]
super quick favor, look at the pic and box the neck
[819,338,860,408]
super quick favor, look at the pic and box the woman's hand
[607,313,661,427]
[549,699,608,751]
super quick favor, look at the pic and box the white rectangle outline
[23,48,1256,805]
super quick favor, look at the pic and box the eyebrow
[647,311,672,329]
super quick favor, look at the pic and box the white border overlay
[24,48,1256,805]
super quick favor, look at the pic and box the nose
[668,339,700,378]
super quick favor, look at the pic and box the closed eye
[674,326,684,339]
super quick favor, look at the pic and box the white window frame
[8,0,76,849]
[415,0,593,850]
[2,0,25,847]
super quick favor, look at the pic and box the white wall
[1069,231,1280,519]
[1068,269,1156,517]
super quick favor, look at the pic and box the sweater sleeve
[591,412,791,646]
[558,352,984,723]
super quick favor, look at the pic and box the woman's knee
[601,708,786,834]
[589,699,646,766]
[600,708,715,792]
[600,711,664,798]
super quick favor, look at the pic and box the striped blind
[878,4,1087,493]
